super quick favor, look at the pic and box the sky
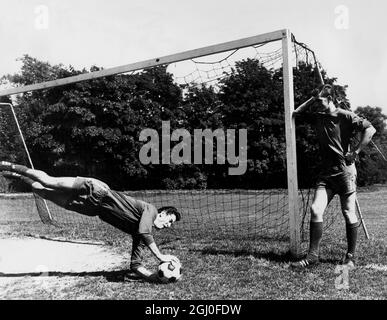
[0,0,386,113]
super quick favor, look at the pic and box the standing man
[292,84,376,268]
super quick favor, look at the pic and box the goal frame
[0,102,54,224]
[0,29,301,257]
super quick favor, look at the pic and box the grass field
[0,188,386,300]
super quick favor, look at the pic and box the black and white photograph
[0,0,386,305]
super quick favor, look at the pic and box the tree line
[1,55,386,191]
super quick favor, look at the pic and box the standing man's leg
[340,192,359,264]
[339,164,359,265]
[308,187,335,258]
[291,186,335,268]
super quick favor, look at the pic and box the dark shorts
[316,164,357,196]
[65,177,110,217]
[65,177,137,235]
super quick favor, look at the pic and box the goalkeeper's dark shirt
[67,178,158,269]
[96,191,158,269]
[98,191,158,244]
[296,107,372,171]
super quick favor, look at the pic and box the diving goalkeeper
[0,161,181,281]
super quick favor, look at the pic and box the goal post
[282,30,301,257]
[0,29,331,256]
[0,102,54,224]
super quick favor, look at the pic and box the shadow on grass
[192,247,342,265]
[192,247,294,263]
[0,269,150,283]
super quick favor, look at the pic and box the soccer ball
[158,261,182,283]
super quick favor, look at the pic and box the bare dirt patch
[0,237,127,274]
[0,236,130,299]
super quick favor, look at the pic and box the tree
[4,57,185,190]
[215,59,286,188]
[4,54,381,190]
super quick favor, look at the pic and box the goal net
[0,30,341,255]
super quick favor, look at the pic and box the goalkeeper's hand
[345,151,359,165]
[159,254,180,264]
[311,88,321,99]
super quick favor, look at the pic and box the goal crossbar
[0,29,285,97]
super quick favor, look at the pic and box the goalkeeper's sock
[290,221,322,270]
[346,222,359,257]
[0,162,29,174]
[2,171,35,186]
[308,221,323,257]
[10,164,29,174]
[2,171,21,179]
[0,161,13,171]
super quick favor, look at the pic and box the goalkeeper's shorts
[316,164,357,196]
[65,177,110,216]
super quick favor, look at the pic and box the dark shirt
[68,177,159,270]
[97,191,158,269]
[296,107,372,170]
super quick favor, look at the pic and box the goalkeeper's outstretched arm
[147,241,180,264]
[130,236,159,282]
[130,235,179,282]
